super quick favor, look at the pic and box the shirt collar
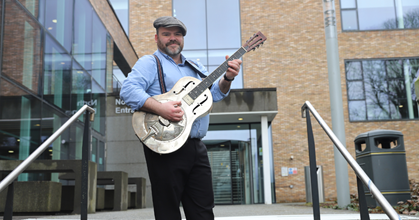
[155,50,186,65]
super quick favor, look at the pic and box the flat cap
[153,16,187,36]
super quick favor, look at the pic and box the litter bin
[354,130,410,207]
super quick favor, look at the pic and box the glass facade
[340,0,419,31]
[173,0,243,89]
[0,0,113,181]
[345,58,419,121]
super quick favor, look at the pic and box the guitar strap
[186,60,207,79]
[152,55,210,95]
[186,60,212,90]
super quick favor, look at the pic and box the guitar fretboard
[185,47,247,102]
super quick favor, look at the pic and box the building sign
[115,98,134,114]
[288,167,298,175]
[281,167,288,177]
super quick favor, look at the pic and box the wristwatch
[223,74,234,82]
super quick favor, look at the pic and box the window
[44,34,72,112]
[345,58,419,121]
[43,0,74,53]
[340,0,419,31]
[109,0,129,36]
[173,0,243,89]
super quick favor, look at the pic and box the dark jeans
[143,138,215,220]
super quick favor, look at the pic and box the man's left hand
[225,55,242,81]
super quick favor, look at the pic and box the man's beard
[158,39,183,57]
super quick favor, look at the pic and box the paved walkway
[10,203,419,220]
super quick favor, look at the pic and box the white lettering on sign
[115,98,134,114]
[116,107,135,114]
[77,99,98,106]
[115,98,126,105]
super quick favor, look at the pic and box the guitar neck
[185,47,247,102]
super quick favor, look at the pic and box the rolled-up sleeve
[210,79,229,102]
[120,55,156,110]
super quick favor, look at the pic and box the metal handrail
[301,101,400,220]
[0,105,95,192]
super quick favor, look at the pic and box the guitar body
[132,76,213,154]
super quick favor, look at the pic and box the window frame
[345,57,419,122]
[339,0,419,32]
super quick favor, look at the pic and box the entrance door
[206,140,253,204]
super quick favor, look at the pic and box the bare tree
[382,8,419,29]
[347,59,419,120]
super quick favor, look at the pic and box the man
[120,16,242,220]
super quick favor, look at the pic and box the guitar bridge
[182,95,194,105]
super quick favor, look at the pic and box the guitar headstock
[243,31,267,52]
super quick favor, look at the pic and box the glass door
[207,141,232,204]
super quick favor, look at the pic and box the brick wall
[241,0,419,203]
[129,0,172,58]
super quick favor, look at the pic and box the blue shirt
[120,50,229,139]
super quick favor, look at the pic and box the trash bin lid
[354,129,403,142]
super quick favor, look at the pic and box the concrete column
[261,115,272,204]
[322,0,350,207]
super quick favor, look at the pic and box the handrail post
[357,176,370,220]
[4,181,14,220]
[305,107,321,220]
[81,111,91,220]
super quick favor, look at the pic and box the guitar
[132,31,267,154]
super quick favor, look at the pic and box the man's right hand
[141,98,184,122]
[158,101,184,122]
